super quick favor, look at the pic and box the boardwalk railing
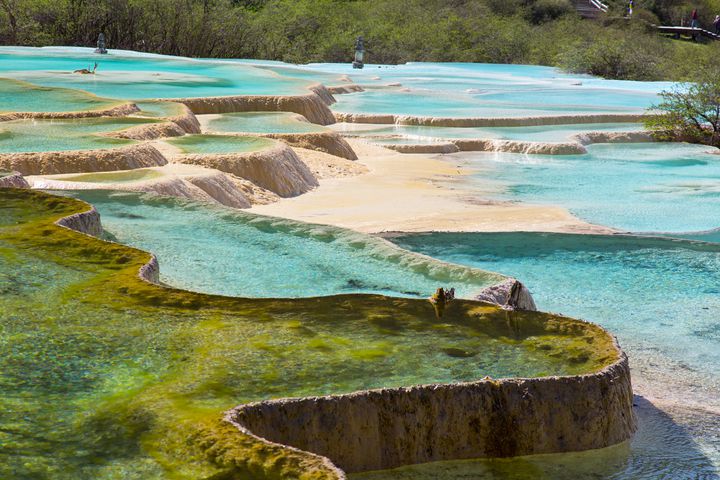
[657,25,720,41]
[589,0,609,13]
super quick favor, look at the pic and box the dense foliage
[1,0,719,80]
[646,68,720,146]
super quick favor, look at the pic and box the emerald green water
[0,117,155,153]
[205,112,329,134]
[0,190,612,479]
[166,134,276,154]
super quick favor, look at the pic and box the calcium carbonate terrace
[0,46,718,479]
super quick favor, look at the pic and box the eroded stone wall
[174,143,318,197]
[227,352,635,474]
[0,144,168,175]
[175,91,336,125]
[335,112,646,127]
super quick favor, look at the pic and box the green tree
[645,69,720,146]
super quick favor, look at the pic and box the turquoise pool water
[0,47,312,99]
[2,190,600,480]
[293,62,669,118]
[0,77,122,113]
[166,134,276,154]
[456,142,720,233]
[204,112,329,134]
[390,231,720,478]
[334,122,644,143]
[0,117,149,153]
[66,190,503,299]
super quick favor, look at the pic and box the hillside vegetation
[1,0,719,80]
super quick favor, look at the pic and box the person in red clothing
[691,8,699,28]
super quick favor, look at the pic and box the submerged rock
[0,171,30,189]
[476,278,537,311]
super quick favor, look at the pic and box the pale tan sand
[293,147,368,179]
[251,140,615,234]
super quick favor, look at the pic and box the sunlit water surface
[455,142,720,233]
[391,231,720,479]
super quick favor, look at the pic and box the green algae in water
[0,117,161,153]
[134,100,189,119]
[0,190,618,479]
[0,77,124,113]
[166,134,276,154]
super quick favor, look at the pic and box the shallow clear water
[0,77,121,113]
[334,122,643,143]
[293,62,669,118]
[0,47,312,99]
[391,231,720,478]
[165,134,276,154]
[59,169,164,183]
[457,142,720,232]
[0,117,148,152]
[0,190,606,479]
[67,190,503,298]
[204,112,329,134]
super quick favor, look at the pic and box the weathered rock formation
[226,346,634,475]
[379,138,587,155]
[173,89,336,126]
[454,139,587,155]
[572,130,653,145]
[476,278,537,311]
[383,142,460,154]
[262,132,357,160]
[174,143,318,197]
[0,102,139,122]
[0,144,168,175]
[327,84,365,95]
[335,112,646,128]
[55,204,103,237]
[105,121,187,140]
[0,171,30,188]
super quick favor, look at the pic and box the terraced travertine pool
[389,232,720,478]
[1,47,719,479]
[0,117,157,153]
[165,134,277,154]
[204,112,330,134]
[0,77,125,114]
[65,190,503,298]
[333,122,643,142]
[0,190,614,479]
[0,46,314,98]
[458,142,720,233]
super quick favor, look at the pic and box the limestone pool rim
[18,188,634,478]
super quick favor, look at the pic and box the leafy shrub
[528,0,575,24]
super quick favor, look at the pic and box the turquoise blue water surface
[334,122,643,143]
[0,47,312,99]
[65,191,502,299]
[457,142,720,232]
[390,231,720,478]
[293,62,670,118]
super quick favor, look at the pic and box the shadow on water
[351,396,720,479]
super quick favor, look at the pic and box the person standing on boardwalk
[714,14,720,33]
[691,8,699,28]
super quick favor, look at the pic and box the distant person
[627,0,633,17]
[691,8,699,28]
[714,14,720,33]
